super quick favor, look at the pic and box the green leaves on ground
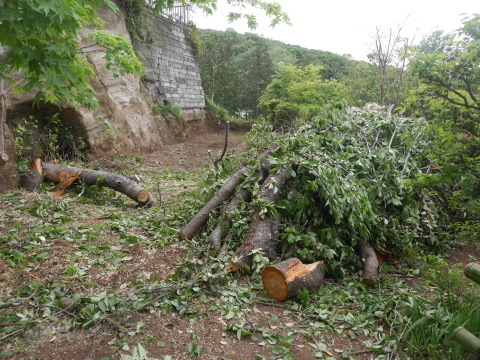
[242,105,446,274]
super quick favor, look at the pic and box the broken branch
[42,162,154,207]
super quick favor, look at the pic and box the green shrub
[13,113,88,171]
[152,102,184,123]
[205,97,230,121]
[259,63,347,127]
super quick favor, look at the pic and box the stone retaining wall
[133,14,206,115]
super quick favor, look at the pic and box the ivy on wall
[114,0,153,43]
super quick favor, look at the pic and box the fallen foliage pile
[182,105,447,282]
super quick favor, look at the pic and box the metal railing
[161,3,191,25]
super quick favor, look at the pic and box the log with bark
[179,144,279,239]
[41,162,154,207]
[179,165,250,239]
[207,157,275,249]
[358,239,379,286]
[262,258,325,301]
[208,188,251,249]
[232,167,289,267]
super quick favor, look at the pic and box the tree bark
[19,157,44,192]
[20,171,43,192]
[358,239,379,286]
[262,258,325,301]
[179,144,279,239]
[233,167,288,267]
[208,188,251,248]
[0,78,8,163]
[179,165,249,239]
[42,162,154,207]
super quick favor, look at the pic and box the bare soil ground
[2,120,480,360]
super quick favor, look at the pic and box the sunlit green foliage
[408,14,480,222]
[151,0,290,28]
[0,0,143,109]
[260,63,347,126]
[197,29,351,118]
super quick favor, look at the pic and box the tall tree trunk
[0,78,8,163]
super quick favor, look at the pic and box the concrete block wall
[133,14,206,113]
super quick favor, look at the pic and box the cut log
[179,165,249,239]
[358,239,379,286]
[179,143,279,239]
[233,167,288,267]
[30,156,43,175]
[20,171,43,192]
[208,188,251,248]
[208,154,276,248]
[19,156,44,192]
[42,162,154,207]
[262,258,325,301]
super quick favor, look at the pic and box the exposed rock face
[77,6,188,157]
[1,6,205,193]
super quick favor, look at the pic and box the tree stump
[262,258,325,301]
[19,170,43,192]
[19,156,44,192]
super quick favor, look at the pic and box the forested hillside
[196,28,351,118]
[196,27,416,119]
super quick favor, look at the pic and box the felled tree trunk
[179,144,279,239]
[233,168,288,267]
[179,166,249,239]
[262,258,325,301]
[208,188,251,249]
[42,162,154,207]
[358,239,379,286]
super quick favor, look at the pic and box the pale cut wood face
[263,267,288,301]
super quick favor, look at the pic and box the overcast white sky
[191,0,479,61]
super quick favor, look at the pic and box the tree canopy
[0,0,143,109]
[152,0,290,28]
[407,14,480,222]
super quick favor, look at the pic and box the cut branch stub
[233,167,288,267]
[54,172,80,197]
[262,258,325,301]
[358,239,379,286]
[42,162,154,207]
